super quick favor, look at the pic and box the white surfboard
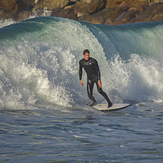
[93,103,131,111]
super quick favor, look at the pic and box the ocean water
[0,17,163,162]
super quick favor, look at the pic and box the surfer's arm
[79,61,84,86]
[80,80,84,86]
[98,80,102,88]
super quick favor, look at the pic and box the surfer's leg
[96,82,112,107]
[87,80,97,106]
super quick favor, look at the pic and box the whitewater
[0,17,163,163]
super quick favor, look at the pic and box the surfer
[79,49,112,107]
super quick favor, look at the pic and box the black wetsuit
[79,57,112,107]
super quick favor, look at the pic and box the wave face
[0,17,163,109]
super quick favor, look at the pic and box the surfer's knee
[88,92,92,99]
[97,87,103,94]
[87,89,91,98]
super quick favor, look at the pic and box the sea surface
[0,17,163,163]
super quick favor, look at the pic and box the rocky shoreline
[0,0,163,25]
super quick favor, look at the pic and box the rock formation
[0,0,163,25]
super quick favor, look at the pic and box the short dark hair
[83,49,90,55]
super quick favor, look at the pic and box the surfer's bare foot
[108,103,113,108]
[90,102,97,106]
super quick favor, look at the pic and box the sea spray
[108,54,163,102]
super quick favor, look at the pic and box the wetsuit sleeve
[79,61,82,80]
[95,60,101,81]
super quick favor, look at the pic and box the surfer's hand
[80,80,84,86]
[98,80,102,88]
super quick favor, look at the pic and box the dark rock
[87,0,106,14]
[131,2,163,23]
[16,0,28,14]
[21,0,35,11]
[137,3,149,13]
[151,10,163,21]
[89,16,105,24]
[80,0,92,3]
[104,18,113,25]
[120,5,131,12]
[72,1,89,17]
[16,10,32,22]
[51,8,77,20]
[27,0,37,6]
[51,9,61,17]
[34,0,69,10]
[106,0,147,8]
[0,0,17,12]
[0,9,15,20]
[131,0,147,7]
[79,6,124,24]
[119,2,132,8]
[114,8,138,24]
[106,0,132,8]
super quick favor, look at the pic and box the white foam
[0,19,16,28]
[108,54,163,102]
[0,42,80,109]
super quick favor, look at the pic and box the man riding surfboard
[79,49,112,107]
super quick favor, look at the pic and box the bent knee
[88,93,92,99]
[97,88,103,93]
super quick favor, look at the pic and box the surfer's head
[83,49,90,61]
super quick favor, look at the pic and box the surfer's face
[83,52,89,60]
